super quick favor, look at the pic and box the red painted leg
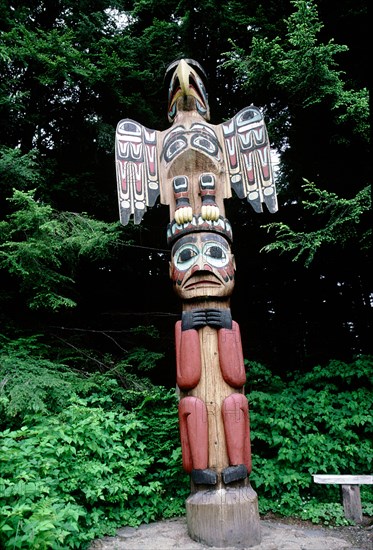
[218,321,246,388]
[178,396,208,473]
[175,321,201,390]
[222,393,252,473]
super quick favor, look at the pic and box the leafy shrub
[0,335,85,428]
[134,387,189,518]
[247,356,373,524]
[0,189,125,311]
[0,332,164,428]
[1,334,371,548]
[0,334,185,549]
[0,392,184,549]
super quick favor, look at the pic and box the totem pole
[115,59,278,547]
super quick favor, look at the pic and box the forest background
[0,0,371,549]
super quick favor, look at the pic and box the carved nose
[191,264,212,273]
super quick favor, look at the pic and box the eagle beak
[176,59,192,97]
[167,59,210,122]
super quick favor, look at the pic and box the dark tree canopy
[0,0,370,376]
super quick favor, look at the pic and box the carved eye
[237,106,262,126]
[180,249,196,262]
[203,242,228,268]
[174,244,199,270]
[206,245,223,259]
[191,134,218,155]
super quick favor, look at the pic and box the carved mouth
[183,273,222,291]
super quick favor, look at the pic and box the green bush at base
[247,356,372,525]
[0,337,371,548]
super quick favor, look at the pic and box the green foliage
[261,181,371,266]
[0,399,161,549]
[223,0,368,135]
[0,333,164,427]
[132,386,189,518]
[1,334,372,548]
[332,87,370,143]
[0,147,41,195]
[125,347,164,372]
[0,189,125,310]
[247,356,373,524]
[0,0,370,375]
[0,393,185,549]
[0,334,85,426]
[0,336,185,549]
[222,0,369,225]
[0,0,371,544]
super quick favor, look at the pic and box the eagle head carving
[165,59,210,123]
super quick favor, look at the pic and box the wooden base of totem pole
[186,482,261,548]
[183,323,261,548]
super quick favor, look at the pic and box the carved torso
[158,109,230,219]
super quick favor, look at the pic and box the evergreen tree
[0,0,370,371]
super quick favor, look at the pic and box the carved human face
[170,232,235,300]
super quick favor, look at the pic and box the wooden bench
[312,474,373,523]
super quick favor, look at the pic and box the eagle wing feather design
[115,119,161,225]
[221,106,278,213]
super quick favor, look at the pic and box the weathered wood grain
[313,475,373,485]
[186,484,261,548]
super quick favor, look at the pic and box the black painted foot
[191,468,218,485]
[222,464,248,484]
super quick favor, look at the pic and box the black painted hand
[181,308,232,330]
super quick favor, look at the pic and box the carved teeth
[167,214,233,245]
[201,205,220,221]
[214,218,225,229]
[175,206,193,225]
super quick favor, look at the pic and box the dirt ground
[89,515,372,550]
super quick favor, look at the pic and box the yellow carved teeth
[175,206,193,225]
[201,205,219,221]
[175,204,220,224]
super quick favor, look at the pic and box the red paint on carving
[222,394,252,473]
[175,322,201,390]
[218,321,246,388]
[179,396,208,472]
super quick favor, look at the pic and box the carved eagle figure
[115,59,277,231]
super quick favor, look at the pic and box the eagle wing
[115,119,161,225]
[220,106,278,213]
